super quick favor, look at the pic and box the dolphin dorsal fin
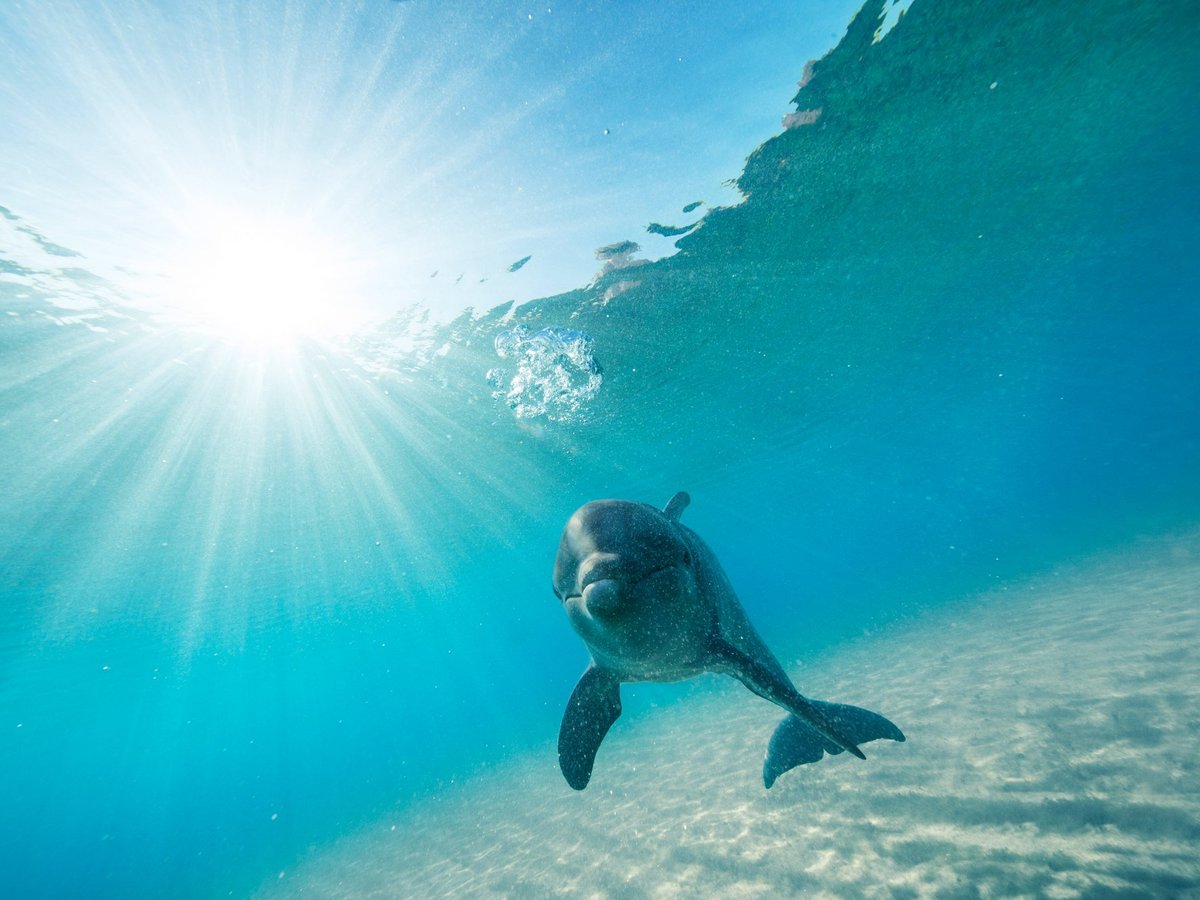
[663,491,690,521]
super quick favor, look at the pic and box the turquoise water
[2,0,1198,896]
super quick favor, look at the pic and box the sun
[163,202,360,347]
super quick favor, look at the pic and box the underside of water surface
[0,0,1197,897]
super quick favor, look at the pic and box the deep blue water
[2,0,1198,896]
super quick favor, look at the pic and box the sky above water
[1,0,865,332]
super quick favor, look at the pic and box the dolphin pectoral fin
[707,637,867,761]
[662,491,690,520]
[763,702,905,788]
[558,664,622,790]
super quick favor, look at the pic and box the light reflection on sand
[263,532,1200,898]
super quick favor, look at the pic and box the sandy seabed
[262,533,1200,898]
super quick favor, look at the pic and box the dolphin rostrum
[553,491,904,790]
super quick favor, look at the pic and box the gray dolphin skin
[553,491,905,790]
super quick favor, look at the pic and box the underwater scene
[1,0,1198,897]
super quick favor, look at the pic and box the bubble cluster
[488,326,602,423]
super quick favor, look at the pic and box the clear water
[2,0,1198,897]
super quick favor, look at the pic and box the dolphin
[553,491,904,790]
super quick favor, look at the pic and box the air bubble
[490,326,602,423]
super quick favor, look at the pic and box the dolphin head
[553,499,708,673]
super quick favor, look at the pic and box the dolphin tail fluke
[558,664,622,790]
[708,637,871,760]
[763,700,905,788]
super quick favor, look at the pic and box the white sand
[262,532,1200,898]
